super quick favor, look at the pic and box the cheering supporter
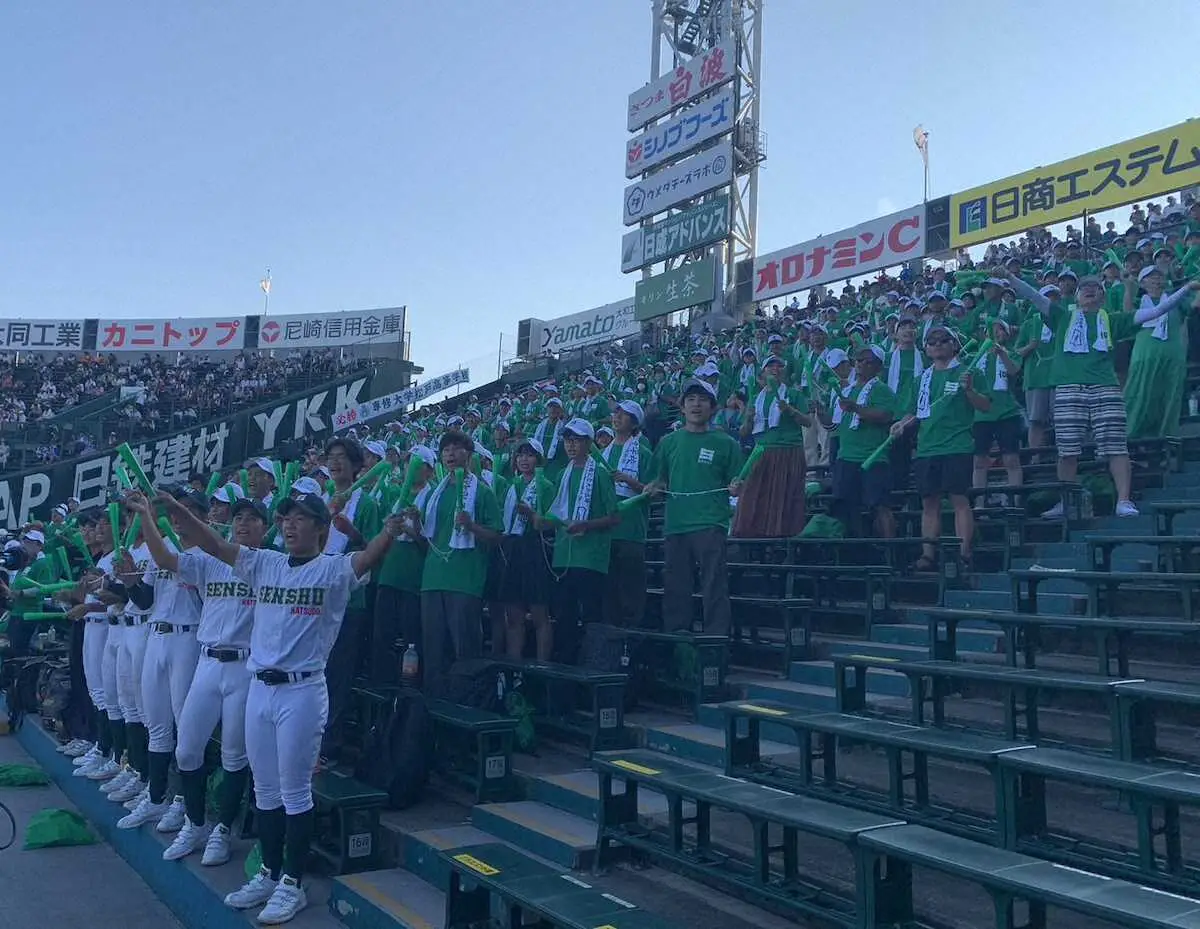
[497,438,556,659]
[601,401,652,627]
[970,320,1025,498]
[831,345,896,538]
[1124,265,1197,439]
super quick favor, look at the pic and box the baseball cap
[763,354,786,368]
[545,397,563,409]
[247,457,274,474]
[825,348,850,368]
[597,426,615,440]
[1138,265,1162,282]
[409,445,437,468]
[516,438,545,458]
[563,418,595,440]
[277,493,331,526]
[212,483,245,505]
[174,487,209,514]
[291,476,324,497]
[859,345,886,363]
[230,498,270,523]
[681,377,717,402]
[615,399,644,423]
[22,529,45,545]
[364,440,387,459]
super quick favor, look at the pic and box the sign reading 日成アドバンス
[626,39,736,132]
[621,196,731,273]
[623,142,733,226]
[950,119,1200,248]
[626,87,735,179]
[634,257,717,322]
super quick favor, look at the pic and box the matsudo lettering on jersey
[257,585,326,607]
[205,580,256,600]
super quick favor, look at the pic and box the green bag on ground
[23,809,95,849]
[0,764,50,787]
[1081,471,1116,516]
[244,841,263,879]
[504,690,537,753]
[799,513,846,539]
[205,767,225,820]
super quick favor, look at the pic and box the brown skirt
[731,444,807,538]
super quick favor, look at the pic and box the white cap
[23,530,45,545]
[545,397,563,408]
[825,348,850,368]
[212,483,246,504]
[517,437,545,458]
[4,540,21,552]
[695,361,721,378]
[563,418,595,440]
[477,446,494,463]
[1138,265,1161,282]
[409,445,437,468]
[292,476,323,496]
[248,457,274,474]
[616,399,645,423]
[597,426,615,439]
[364,440,387,459]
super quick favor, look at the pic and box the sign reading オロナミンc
[950,119,1200,248]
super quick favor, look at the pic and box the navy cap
[230,498,270,523]
[277,493,331,526]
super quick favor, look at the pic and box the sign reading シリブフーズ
[950,119,1200,248]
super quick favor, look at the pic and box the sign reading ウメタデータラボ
[623,142,733,226]
[621,196,731,273]
[634,257,717,321]
[950,119,1200,248]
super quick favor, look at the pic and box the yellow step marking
[611,759,660,776]
[453,853,499,876]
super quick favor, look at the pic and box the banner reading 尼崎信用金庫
[950,119,1200,248]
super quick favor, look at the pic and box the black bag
[579,624,630,674]
[444,659,503,713]
[37,659,72,726]
[355,690,433,810]
[3,656,47,731]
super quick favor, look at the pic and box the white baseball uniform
[235,546,363,814]
[117,544,153,725]
[173,550,255,772]
[83,551,115,711]
[140,544,203,754]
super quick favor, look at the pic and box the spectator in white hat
[601,400,651,627]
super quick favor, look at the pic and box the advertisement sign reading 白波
[626,40,735,132]
[626,87,735,178]
[534,298,639,356]
[621,196,730,273]
[623,142,733,226]
[752,206,926,302]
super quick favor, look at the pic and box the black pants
[604,541,647,628]
[553,568,606,664]
[420,591,483,696]
[322,607,367,755]
[64,619,93,740]
[663,528,730,634]
[371,586,421,686]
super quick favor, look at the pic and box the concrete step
[642,720,793,768]
[1165,470,1200,488]
[469,801,598,870]
[518,768,672,822]
[871,622,1004,654]
[396,825,499,888]
[785,660,910,698]
[824,639,932,663]
[329,869,444,929]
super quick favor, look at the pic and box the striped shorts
[1053,384,1128,458]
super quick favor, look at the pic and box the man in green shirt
[601,400,652,628]
[648,379,743,635]
[1014,287,1058,451]
[970,319,1024,498]
[413,430,503,695]
[832,346,896,539]
[6,528,62,655]
[891,325,991,569]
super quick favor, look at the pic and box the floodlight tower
[646,0,764,306]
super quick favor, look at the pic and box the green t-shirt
[550,461,617,573]
[887,346,923,416]
[836,380,896,467]
[377,484,429,594]
[419,478,502,597]
[497,473,556,534]
[750,385,808,448]
[970,350,1021,423]
[11,556,62,617]
[333,490,381,611]
[651,428,744,536]
[1015,308,1056,391]
[578,394,611,425]
[911,365,976,459]
[1046,305,1140,387]
[601,438,653,544]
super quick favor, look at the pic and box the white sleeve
[174,550,206,588]
[233,546,262,587]
[1132,285,1194,324]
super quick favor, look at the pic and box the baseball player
[116,489,205,831]
[125,491,266,865]
[63,513,115,766]
[158,489,403,925]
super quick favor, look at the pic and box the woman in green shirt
[497,438,556,661]
[733,354,811,538]
[971,319,1024,497]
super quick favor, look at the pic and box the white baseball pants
[245,675,327,814]
[83,621,109,710]
[175,653,251,772]
[141,627,200,753]
[118,622,151,724]
[102,624,124,721]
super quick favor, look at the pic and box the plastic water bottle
[1190,389,1200,418]
[400,644,420,682]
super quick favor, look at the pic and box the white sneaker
[124,786,149,810]
[110,776,145,803]
[117,797,167,830]
[58,738,85,754]
[100,768,134,794]
[156,796,186,833]
[64,739,93,758]
[1116,499,1140,517]
[225,866,278,910]
[202,823,233,866]
[257,875,307,925]
[86,759,121,781]
[73,746,101,767]
[1041,501,1065,519]
[72,755,102,777]
[163,819,210,861]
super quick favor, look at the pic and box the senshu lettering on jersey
[256,585,327,608]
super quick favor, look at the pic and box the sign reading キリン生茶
[634,257,716,321]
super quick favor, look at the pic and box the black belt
[107,617,120,626]
[205,647,248,663]
[152,622,197,634]
[124,615,148,627]
[255,669,315,686]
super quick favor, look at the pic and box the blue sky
[3,1,1197,393]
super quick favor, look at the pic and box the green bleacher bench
[593,748,906,928]
[427,698,518,803]
[721,700,1032,845]
[489,658,627,752]
[917,605,1200,677]
[969,481,1086,542]
[858,823,1200,929]
[1151,501,1200,537]
[644,586,812,673]
[442,842,678,929]
[1087,534,1200,573]
[1114,679,1200,762]
[1010,567,1200,620]
[721,561,896,631]
[833,653,1142,744]
[310,770,388,875]
[612,628,728,715]
[998,746,1200,892]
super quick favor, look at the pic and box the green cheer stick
[392,456,426,513]
[283,461,299,499]
[13,575,44,591]
[344,461,391,498]
[589,448,613,471]
[35,581,80,596]
[860,435,896,471]
[157,516,183,550]
[1105,248,1125,273]
[736,444,766,482]
[325,479,336,496]
[123,514,142,549]
[108,502,124,558]
[19,612,71,622]
[239,468,251,497]
[616,491,651,512]
[114,465,133,492]
[272,460,285,493]
[116,444,154,495]
[65,528,94,569]
[455,467,466,512]
[264,526,278,547]
[205,472,223,496]
[56,546,74,578]
[534,467,547,515]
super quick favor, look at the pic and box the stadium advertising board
[623,141,733,226]
[534,299,639,357]
[0,321,85,351]
[634,257,717,321]
[626,87,735,178]
[951,119,1200,248]
[752,206,926,302]
[96,317,247,352]
[627,39,735,132]
[257,308,406,348]
[621,196,730,273]
[332,367,470,430]
[0,372,375,526]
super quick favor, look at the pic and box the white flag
[259,270,272,295]
[913,125,929,165]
